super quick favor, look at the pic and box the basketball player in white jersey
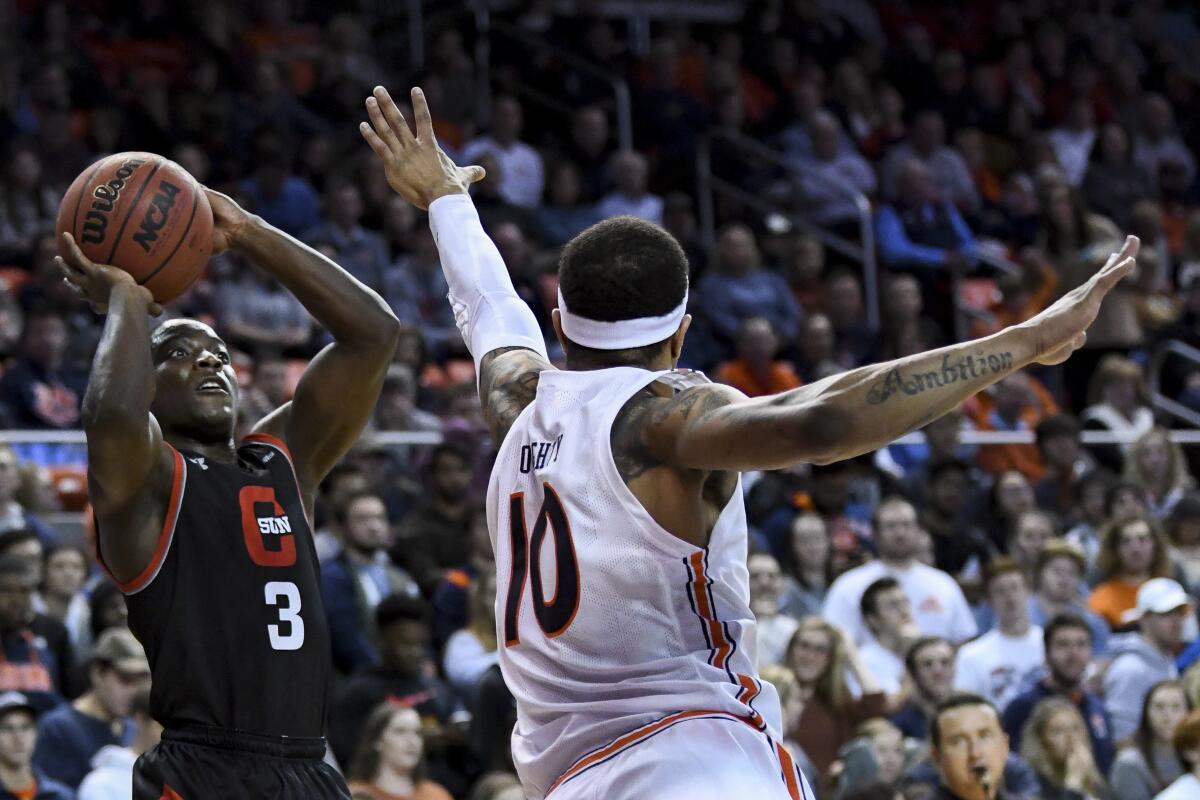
[360,86,1138,800]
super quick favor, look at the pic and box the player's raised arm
[359,85,554,444]
[642,236,1140,472]
[59,233,173,577]
[211,190,401,500]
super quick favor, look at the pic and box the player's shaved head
[150,318,223,354]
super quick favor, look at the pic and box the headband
[557,288,688,350]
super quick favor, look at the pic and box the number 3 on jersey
[264,581,305,651]
[504,483,581,646]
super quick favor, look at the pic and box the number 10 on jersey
[504,483,581,646]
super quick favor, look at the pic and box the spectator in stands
[322,490,420,673]
[0,147,57,264]
[1167,495,1200,595]
[926,695,1009,800]
[0,556,71,711]
[237,354,293,433]
[210,254,311,353]
[238,128,321,237]
[1048,97,1097,187]
[0,449,56,546]
[305,181,391,290]
[1104,579,1191,741]
[33,628,147,788]
[823,497,977,644]
[890,636,955,740]
[0,308,87,430]
[792,110,876,229]
[0,691,71,800]
[794,313,841,383]
[596,150,662,224]
[696,224,800,357]
[373,366,442,434]
[1089,517,1173,629]
[955,559,1045,711]
[875,159,978,274]
[462,95,544,209]
[1082,123,1153,229]
[1034,414,1095,519]
[1029,540,1110,653]
[1157,708,1200,800]
[393,442,476,595]
[857,576,919,694]
[1003,614,1114,773]
[347,704,453,800]
[748,553,798,668]
[442,569,498,697]
[429,508,491,653]
[1109,680,1189,800]
[1124,428,1194,520]
[1007,510,1058,578]
[329,594,454,767]
[84,582,126,656]
[37,545,87,662]
[1134,94,1196,194]
[972,372,1058,481]
[1081,355,1155,473]
[230,57,325,155]
[716,316,801,397]
[822,270,874,369]
[881,109,979,212]
[1018,697,1111,800]
[777,512,832,620]
[466,772,524,800]
[786,617,886,781]
[76,686,160,800]
[381,225,459,355]
[565,106,614,202]
[535,162,601,247]
[873,274,945,362]
[919,458,993,579]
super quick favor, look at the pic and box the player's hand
[56,232,163,316]
[359,85,485,210]
[202,188,253,255]
[1019,235,1139,365]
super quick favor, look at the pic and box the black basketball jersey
[105,434,332,738]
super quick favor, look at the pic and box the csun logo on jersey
[257,514,292,536]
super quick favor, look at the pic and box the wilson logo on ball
[133,180,182,252]
[80,156,147,245]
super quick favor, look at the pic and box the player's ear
[551,309,569,354]
[668,314,692,364]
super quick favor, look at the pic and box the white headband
[557,288,688,350]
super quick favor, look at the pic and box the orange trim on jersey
[160,785,184,800]
[774,741,803,800]
[687,551,733,669]
[102,446,186,595]
[546,709,756,796]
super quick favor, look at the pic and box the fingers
[465,165,487,184]
[1094,254,1136,293]
[359,120,392,162]
[373,86,416,149]
[411,86,436,143]
[365,95,404,156]
[59,232,95,273]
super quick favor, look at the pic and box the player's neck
[166,434,237,464]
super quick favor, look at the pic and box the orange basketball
[56,152,214,303]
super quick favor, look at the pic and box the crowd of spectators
[0,0,1197,798]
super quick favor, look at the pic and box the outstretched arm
[636,237,1140,472]
[360,86,553,445]
[213,191,401,498]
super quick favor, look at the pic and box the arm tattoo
[611,385,728,484]
[865,350,1014,405]
[479,347,551,444]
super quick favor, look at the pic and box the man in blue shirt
[1002,613,1115,775]
[33,628,148,788]
[875,159,978,272]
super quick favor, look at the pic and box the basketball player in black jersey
[56,186,402,798]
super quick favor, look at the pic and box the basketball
[56,152,214,303]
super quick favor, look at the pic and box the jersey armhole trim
[240,433,313,529]
[100,445,187,596]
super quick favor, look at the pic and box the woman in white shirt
[442,569,499,696]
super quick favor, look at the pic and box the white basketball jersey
[486,366,783,799]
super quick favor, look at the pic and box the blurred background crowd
[0,0,1199,799]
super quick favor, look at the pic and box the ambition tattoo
[865,351,1014,405]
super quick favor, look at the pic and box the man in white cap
[1103,577,1194,740]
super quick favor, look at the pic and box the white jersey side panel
[486,367,783,799]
